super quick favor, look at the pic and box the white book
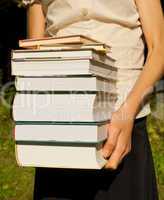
[15,76,117,93]
[11,58,116,80]
[14,121,108,143]
[12,93,116,122]
[12,49,114,65]
[15,142,107,169]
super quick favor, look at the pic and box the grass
[0,86,34,200]
[147,94,164,200]
[0,87,164,200]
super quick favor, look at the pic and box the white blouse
[23,0,151,118]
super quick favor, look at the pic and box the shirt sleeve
[22,0,40,6]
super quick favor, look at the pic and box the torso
[26,0,152,118]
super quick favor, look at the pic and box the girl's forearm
[122,46,164,118]
[27,3,45,39]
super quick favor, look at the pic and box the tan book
[39,43,111,53]
[19,34,101,48]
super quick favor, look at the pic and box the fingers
[102,124,121,159]
[101,109,134,170]
[104,133,132,170]
[120,143,131,161]
[104,142,126,170]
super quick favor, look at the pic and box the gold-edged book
[19,34,105,48]
[39,43,111,53]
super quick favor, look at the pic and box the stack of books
[12,35,117,169]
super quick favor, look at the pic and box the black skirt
[33,116,159,200]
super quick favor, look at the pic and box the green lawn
[0,88,164,200]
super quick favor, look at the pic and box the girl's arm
[27,2,45,39]
[102,0,164,169]
[124,0,164,117]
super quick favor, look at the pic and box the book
[12,48,115,66]
[12,49,108,59]
[14,121,108,143]
[39,43,111,53]
[19,34,101,48]
[15,75,117,93]
[15,141,107,169]
[12,58,116,80]
[12,93,116,122]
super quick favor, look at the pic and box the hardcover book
[19,34,103,48]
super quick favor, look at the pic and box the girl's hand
[101,104,135,170]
